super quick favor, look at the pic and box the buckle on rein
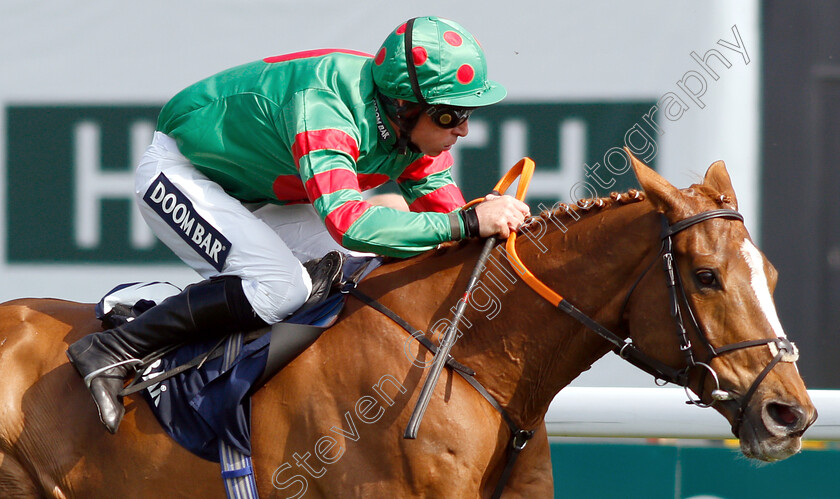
[685,338,800,408]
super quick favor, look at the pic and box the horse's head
[625,153,817,461]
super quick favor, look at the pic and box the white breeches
[134,132,347,324]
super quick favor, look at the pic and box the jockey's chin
[424,146,448,157]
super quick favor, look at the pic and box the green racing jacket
[156,49,467,258]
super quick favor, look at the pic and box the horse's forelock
[685,183,738,210]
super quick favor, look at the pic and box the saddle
[94,255,381,461]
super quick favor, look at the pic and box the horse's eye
[695,269,718,287]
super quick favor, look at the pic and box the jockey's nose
[452,120,469,137]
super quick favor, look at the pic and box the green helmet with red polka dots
[372,16,507,108]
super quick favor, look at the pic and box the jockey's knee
[241,262,312,325]
[367,193,409,211]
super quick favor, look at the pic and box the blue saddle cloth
[130,256,380,462]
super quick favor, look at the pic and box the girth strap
[219,332,260,499]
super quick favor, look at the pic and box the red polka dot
[375,47,386,65]
[412,46,428,65]
[396,23,406,35]
[457,64,475,84]
[443,31,463,47]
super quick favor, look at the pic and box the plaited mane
[534,189,648,232]
[428,189,650,257]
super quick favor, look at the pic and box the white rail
[545,387,840,440]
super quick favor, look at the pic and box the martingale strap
[347,287,533,499]
[348,288,476,376]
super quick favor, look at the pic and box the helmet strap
[396,17,428,154]
[404,17,428,106]
[374,17,428,155]
[378,91,422,154]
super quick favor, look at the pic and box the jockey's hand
[475,194,530,238]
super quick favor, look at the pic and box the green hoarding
[550,441,838,498]
[6,102,656,264]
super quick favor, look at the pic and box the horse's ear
[703,160,739,210]
[626,148,683,215]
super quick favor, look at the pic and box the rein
[354,158,798,496]
[508,205,800,434]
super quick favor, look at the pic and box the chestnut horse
[0,157,816,498]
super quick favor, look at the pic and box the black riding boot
[300,250,346,310]
[67,251,346,434]
[67,276,266,434]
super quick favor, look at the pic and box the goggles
[426,105,473,129]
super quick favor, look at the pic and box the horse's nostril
[766,402,804,430]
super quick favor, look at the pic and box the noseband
[508,208,799,434]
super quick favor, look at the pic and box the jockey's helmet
[372,16,507,108]
[372,16,506,151]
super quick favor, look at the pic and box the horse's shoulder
[0,298,98,343]
[0,297,92,308]
[0,298,93,320]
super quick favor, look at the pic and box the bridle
[509,203,800,435]
[357,158,800,497]
[639,209,798,432]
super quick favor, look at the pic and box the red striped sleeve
[357,173,390,191]
[408,184,466,213]
[303,170,392,203]
[292,129,360,168]
[397,152,454,183]
[304,169,360,201]
[324,200,372,241]
[263,49,372,64]
[272,175,307,201]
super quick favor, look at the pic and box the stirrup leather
[81,358,143,388]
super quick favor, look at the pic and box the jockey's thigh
[251,204,348,263]
[133,132,312,324]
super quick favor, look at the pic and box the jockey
[67,16,530,434]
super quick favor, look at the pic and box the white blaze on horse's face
[740,239,786,339]
[740,239,801,372]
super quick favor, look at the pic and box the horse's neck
[450,202,661,429]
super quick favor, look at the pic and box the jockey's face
[409,111,469,157]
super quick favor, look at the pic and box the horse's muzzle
[736,398,818,462]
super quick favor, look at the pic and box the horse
[0,156,817,498]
